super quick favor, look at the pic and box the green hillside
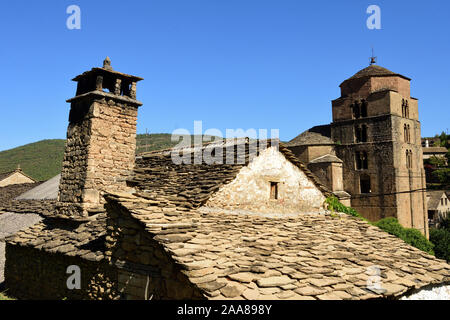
[0,139,66,182]
[0,134,219,181]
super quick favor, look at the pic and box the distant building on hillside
[421,137,441,148]
[427,190,450,227]
[0,165,36,187]
[422,146,448,165]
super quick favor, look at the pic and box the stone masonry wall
[58,97,138,217]
[392,113,428,237]
[58,100,91,206]
[204,147,326,213]
[331,75,427,234]
[105,202,205,300]
[5,243,118,300]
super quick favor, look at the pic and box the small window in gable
[270,182,278,200]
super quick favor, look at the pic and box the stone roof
[5,138,449,300]
[4,139,331,272]
[332,190,351,200]
[343,65,411,83]
[104,192,450,300]
[286,125,333,147]
[131,139,331,206]
[309,154,343,164]
[0,171,12,181]
[15,174,60,200]
[6,213,107,263]
[423,147,448,154]
[0,182,43,206]
[0,199,57,217]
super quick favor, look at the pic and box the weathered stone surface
[228,272,257,283]
[256,275,294,287]
[294,285,328,296]
[220,283,245,298]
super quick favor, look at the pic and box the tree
[429,156,447,168]
[429,215,450,262]
[431,168,450,184]
[439,131,449,148]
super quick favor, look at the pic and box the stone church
[286,64,428,238]
[2,59,449,300]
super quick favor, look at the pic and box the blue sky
[0,0,449,151]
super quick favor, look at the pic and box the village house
[427,191,450,228]
[422,146,448,166]
[0,166,36,187]
[1,58,449,300]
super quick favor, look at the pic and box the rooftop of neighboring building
[423,147,448,154]
[0,167,36,183]
[285,125,333,147]
[427,190,449,211]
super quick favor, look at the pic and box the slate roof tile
[102,192,450,300]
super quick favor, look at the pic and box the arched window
[404,124,411,143]
[361,125,368,142]
[362,151,368,169]
[355,126,362,143]
[406,150,413,169]
[352,100,368,119]
[355,151,368,170]
[360,174,371,194]
[353,102,361,119]
[361,100,368,117]
[405,100,409,118]
[402,99,405,117]
[355,125,368,143]
[355,151,361,170]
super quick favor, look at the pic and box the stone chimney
[57,58,143,218]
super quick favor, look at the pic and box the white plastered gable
[204,146,326,214]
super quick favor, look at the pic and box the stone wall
[335,140,398,221]
[307,162,343,193]
[58,97,138,217]
[307,145,334,163]
[105,201,205,300]
[370,76,410,99]
[204,147,326,213]
[5,243,118,300]
[339,75,410,100]
[393,114,428,237]
[331,74,428,236]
